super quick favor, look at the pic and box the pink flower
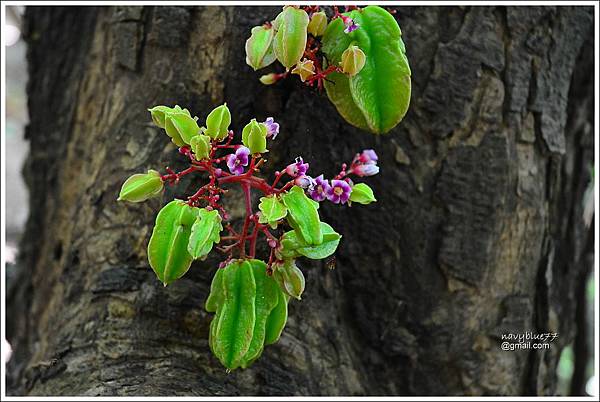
[285,156,309,177]
[263,117,279,139]
[295,175,316,190]
[226,146,250,175]
[308,174,330,202]
[358,149,378,164]
[352,163,379,177]
[327,179,352,204]
[352,149,379,176]
[341,16,360,34]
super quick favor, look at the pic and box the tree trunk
[6,5,594,396]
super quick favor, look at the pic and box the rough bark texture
[6,6,595,396]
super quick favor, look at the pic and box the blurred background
[2,5,596,397]
[4,4,28,368]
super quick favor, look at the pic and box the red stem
[238,183,253,258]
[249,220,260,258]
[161,165,201,183]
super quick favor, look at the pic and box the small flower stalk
[117,104,380,371]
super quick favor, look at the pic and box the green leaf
[258,195,287,229]
[148,106,173,128]
[245,25,276,71]
[281,186,322,245]
[349,182,377,205]
[241,118,268,154]
[272,6,309,69]
[259,73,278,85]
[205,103,231,141]
[272,259,305,300]
[165,112,201,146]
[264,290,289,345]
[147,200,199,286]
[211,260,256,370]
[188,208,222,260]
[190,134,212,161]
[322,5,411,134]
[282,222,341,260]
[148,105,190,128]
[240,260,280,368]
[118,169,163,203]
[307,11,327,37]
[205,267,224,313]
[206,259,282,370]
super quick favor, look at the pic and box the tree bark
[6,5,594,396]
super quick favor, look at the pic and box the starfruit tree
[245,5,411,134]
[118,104,380,370]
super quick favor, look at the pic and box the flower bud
[341,45,366,77]
[245,25,276,71]
[349,182,377,205]
[165,112,201,146]
[272,259,305,300]
[272,6,309,69]
[291,59,315,82]
[284,157,309,177]
[242,118,268,154]
[259,73,278,85]
[307,11,327,37]
[148,105,190,128]
[118,169,163,203]
[190,134,211,161]
[352,163,379,177]
[294,175,315,190]
[263,117,279,139]
[359,149,378,164]
[205,103,231,141]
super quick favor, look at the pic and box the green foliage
[272,259,305,300]
[242,118,268,154]
[206,260,287,370]
[245,25,276,70]
[148,105,189,128]
[190,134,212,161]
[188,208,223,260]
[307,11,327,37]
[245,5,411,134]
[147,200,199,286]
[321,5,411,134]
[349,183,376,205]
[258,195,287,229]
[165,111,201,146]
[281,186,323,245]
[205,103,231,141]
[272,6,309,69]
[118,169,163,203]
[281,222,341,260]
[119,103,380,370]
[340,45,366,77]
[264,290,289,345]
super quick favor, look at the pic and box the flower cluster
[278,149,380,205]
